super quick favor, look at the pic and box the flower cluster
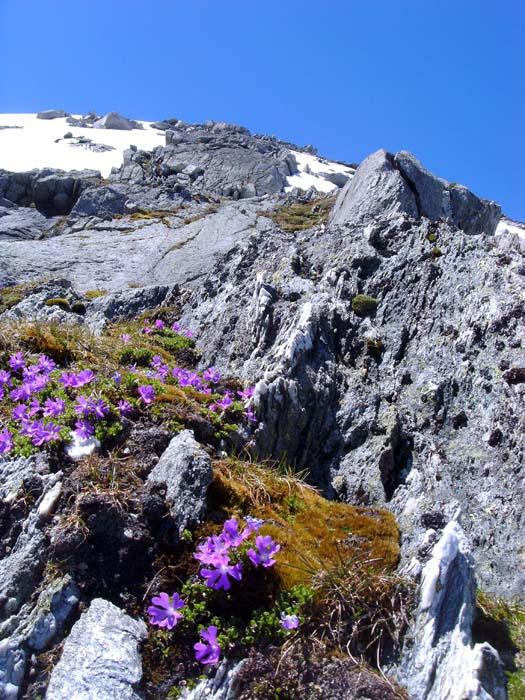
[147,516,289,665]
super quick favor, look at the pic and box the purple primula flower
[89,399,109,419]
[19,419,38,438]
[184,330,194,338]
[74,420,94,440]
[222,518,250,547]
[32,421,61,446]
[9,352,25,371]
[177,370,191,387]
[147,592,184,630]
[143,326,153,335]
[194,534,231,565]
[237,386,255,400]
[248,535,281,568]
[194,626,221,665]
[28,397,41,417]
[112,372,122,386]
[245,405,258,423]
[0,428,14,455]
[244,516,264,534]
[171,322,181,332]
[200,554,243,590]
[118,399,132,415]
[215,392,233,411]
[74,396,92,417]
[29,374,49,393]
[120,333,131,344]
[151,355,164,369]
[154,319,164,329]
[12,404,28,421]
[76,369,95,387]
[22,366,40,382]
[138,385,155,404]
[155,365,170,382]
[37,355,56,374]
[43,398,65,418]
[280,613,300,630]
[59,372,79,389]
[0,370,12,387]
[10,384,32,402]
[203,367,221,384]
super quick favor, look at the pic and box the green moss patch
[352,294,378,317]
[264,197,335,233]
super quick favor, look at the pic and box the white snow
[495,216,525,241]
[65,432,101,460]
[0,113,165,177]
[285,150,354,193]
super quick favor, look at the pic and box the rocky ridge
[0,115,523,700]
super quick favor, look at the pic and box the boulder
[147,430,213,539]
[93,112,135,131]
[329,149,419,226]
[36,110,68,120]
[45,599,147,700]
[394,150,448,220]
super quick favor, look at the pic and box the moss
[207,458,400,591]
[366,338,385,359]
[431,247,443,258]
[426,232,438,243]
[85,289,108,300]
[118,347,154,367]
[70,301,87,315]
[264,197,335,233]
[474,592,525,699]
[43,298,70,311]
[0,283,34,315]
[351,294,378,317]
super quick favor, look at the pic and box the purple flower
[184,330,194,338]
[0,370,12,387]
[280,613,300,630]
[194,534,230,565]
[37,355,56,374]
[118,399,132,416]
[43,398,65,418]
[10,384,32,402]
[194,626,221,665]
[28,397,41,417]
[154,319,164,329]
[238,386,255,400]
[0,429,14,455]
[28,374,49,393]
[76,369,95,387]
[32,421,61,446]
[222,518,250,547]
[244,516,264,534]
[171,322,181,332]
[215,392,233,411]
[203,367,221,384]
[147,592,184,630]
[89,398,109,419]
[74,396,92,417]
[200,554,243,590]
[112,372,122,386]
[120,333,131,344]
[247,535,281,568]
[9,352,25,371]
[59,372,79,389]
[138,385,155,404]
[12,404,28,421]
[74,420,94,440]
[245,405,258,423]
[143,326,153,335]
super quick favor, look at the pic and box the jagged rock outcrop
[93,111,141,131]
[394,517,506,699]
[36,110,69,120]
[179,155,523,597]
[330,148,501,235]
[45,599,147,700]
[147,429,213,539]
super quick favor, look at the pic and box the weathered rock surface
[36,110,69,120]
[180,189,523,597]
[93,111,139,131]
[394,517,506,700]
[45,598,147,700]
[147,429,213,539]
[331,148,501,235]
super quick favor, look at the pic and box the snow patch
[0,113,164,178]
[495,216,525,241]
[285,150,354,193]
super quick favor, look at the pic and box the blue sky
[1,0,524,219]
